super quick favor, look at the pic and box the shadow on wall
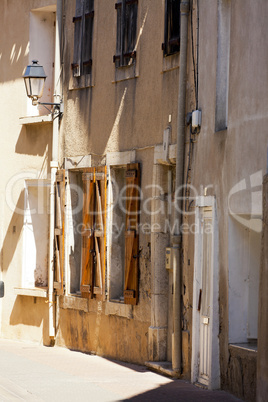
[9,295,51,346]
[15,125,52,158]
[1,191,24,273]
[0,0,30,84]
[10,296,43,327]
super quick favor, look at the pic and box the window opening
[114,0,138,67]
[72,0,94,77]
[163,0,180,56]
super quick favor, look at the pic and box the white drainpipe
[48,0,62,340]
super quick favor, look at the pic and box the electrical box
[165,248,172,270]
[0,281,4,298]
[192,110,202,128]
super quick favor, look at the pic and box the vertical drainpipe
[172,0,190,373]
[48,0,63,341]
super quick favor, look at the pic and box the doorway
[191,197,220,389]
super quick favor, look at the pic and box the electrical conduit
[172,0,190,373]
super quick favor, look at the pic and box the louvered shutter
[72,0,83,76]
[83,0,94,75]
[54,170,65,295]
[93,166,106,299]
[81,167,95,298]
[80,167,107,299]
[124,163,140,305]
[114,0,138,67]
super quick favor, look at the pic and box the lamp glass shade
[23,60,47,101]
[24,77,46,99]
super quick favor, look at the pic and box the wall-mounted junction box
[166,247,173,270]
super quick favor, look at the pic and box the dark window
[72,0,94,77]
[114,0,138,67]
[163,0,180,56]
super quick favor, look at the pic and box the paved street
[0,339,241,402]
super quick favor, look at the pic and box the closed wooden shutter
[114,0,138,67]
[72,0,83,76]
[72,0,94,76]
[54,170,65,295]
[80,166,107,300]
[124,163,140,305]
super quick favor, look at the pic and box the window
[215,0,231,132]
[80,167,107,300]
[54,170,66,295]
[72,0,94,77]
[114,0,138,68]
[22,180,50,289]
[108,163,141,305]
[65,162,141,305]
[162,0,180,56]
[27,8,56,117]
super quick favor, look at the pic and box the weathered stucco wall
[56,0,184,366]
[188,0,268,397]
[257,175,268,401]
[227,345,257,402]
[56,298,150,364]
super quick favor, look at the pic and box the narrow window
[215,0,231,131]
[114,0,138,67]
[108,163,141,305]
[163,0,180,56]
[72,0,94,77]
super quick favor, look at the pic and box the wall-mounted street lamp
[23,60,63,115]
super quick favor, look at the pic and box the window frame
[72,0,94,78]
[162,0,180,57]
[113,0,138,68]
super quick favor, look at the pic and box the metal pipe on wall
[48,0,63,340]
[172,0,190,373]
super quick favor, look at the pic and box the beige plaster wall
[0,0,55,344]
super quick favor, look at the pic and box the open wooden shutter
[80,166,107,300]
[93,166,106,300]
[81,167,95,298]
[54,170,65,295]
[124,163,140,305]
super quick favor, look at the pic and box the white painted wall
[27,10,55,116]
[228,215,261,343]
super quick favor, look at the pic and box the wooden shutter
[93,166,106,300]
[81,167,95,298]
[72,0,83,76]
[162,0,180,55]
[83,0,94,75]
[124,163,140,305]
[54,170,65,295]
[80,166,107,300]
[114,0,138,67]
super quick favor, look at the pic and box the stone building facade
[0,1,267,401]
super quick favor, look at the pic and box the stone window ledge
[59,296,133,319]
[19,115,52,125]
[229,343,257,354]
[105,301,133,319]
[59,295,88,312]
[14,287,48,298]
